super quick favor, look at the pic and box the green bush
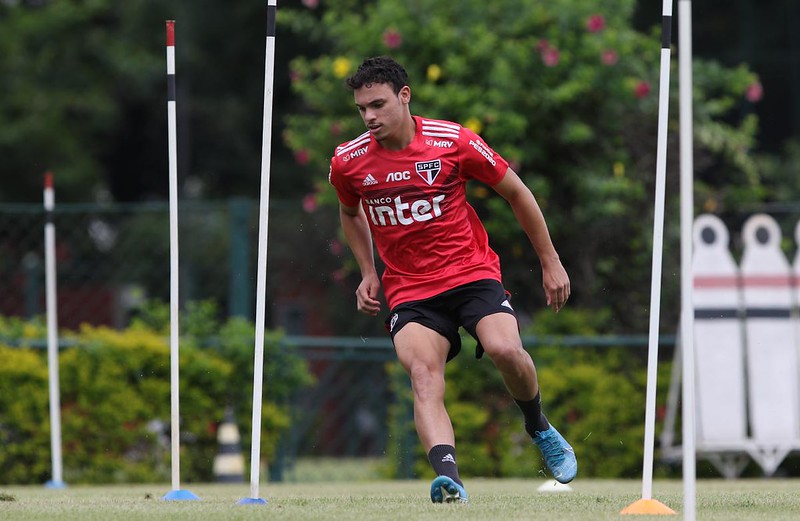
[0,308,311,485]
[282,0,761,333]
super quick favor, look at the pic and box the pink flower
[294,149,310,165]
[302,193,318,213]
[302,0,318,8]
[330,122,342,137]
[541,47,560,67]
[601,49,618,66]
[289,69,302,84]
[745,81,763,102]
[586,14,606,33]
[634,80,651,99]
[535,39,550,53]
[383,29,403,49]
[329,240,344,256]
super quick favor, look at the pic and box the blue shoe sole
[430,476,469,503]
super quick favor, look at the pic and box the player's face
[353,82,411,146]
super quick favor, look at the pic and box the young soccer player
[328,56,577,503]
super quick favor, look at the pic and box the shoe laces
[536,430,566,465]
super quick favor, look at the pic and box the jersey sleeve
[458,127,509,186]
[328,156,360,207]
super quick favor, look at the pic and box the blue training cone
[162,489,201,501]
[237,497,268,505]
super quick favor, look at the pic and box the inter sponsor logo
[366,194,445,226]
[415,159,442,186]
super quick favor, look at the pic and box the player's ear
[399,85,411,104]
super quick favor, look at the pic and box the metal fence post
[228,197,252,319]
[23,252,41,318]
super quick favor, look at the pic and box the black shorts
[384,279,517,362]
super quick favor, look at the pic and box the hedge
[0,303,311,485]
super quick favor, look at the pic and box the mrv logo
[415,159,442,186]
[366,194,445,226]
[425,139,453,148]
[342,146,368,162]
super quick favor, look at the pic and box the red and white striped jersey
[329,116,509,308]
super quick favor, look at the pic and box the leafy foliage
[385,308,673,479]
[282,0,763,333]
[0,310,311,485]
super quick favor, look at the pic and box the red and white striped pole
[162,20,199,502]
[44,172,66,489]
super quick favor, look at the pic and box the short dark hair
[345,56,409,94]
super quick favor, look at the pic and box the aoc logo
[415,159,442,186]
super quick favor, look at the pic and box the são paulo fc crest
[415,159,441,186]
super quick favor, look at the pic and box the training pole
[162,20,199,502]
[238,0,277,506]
[621,0,678,516]
[679,1,697,520]
[43,172,66,490]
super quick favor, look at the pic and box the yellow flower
[613,161,625,177]
[463,117,483,134]
[332,57,352,79]
[427,64,442,82]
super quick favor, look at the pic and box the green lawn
[1,479,798,520]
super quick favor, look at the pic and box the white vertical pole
[679,1,697,520]
[641,0,674,501]
[162,20,199,501]
[167,18,181,493]
[44,172,66,489]
[622,0,678,515]
[239,0,277,506]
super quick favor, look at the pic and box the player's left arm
[492,167,570,312]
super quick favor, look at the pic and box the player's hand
[542,260,570,313]
[355,274,382,316]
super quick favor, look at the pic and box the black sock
[428,444,463,486]
[514,392,550,437]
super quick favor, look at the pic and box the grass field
[1,478,799,520]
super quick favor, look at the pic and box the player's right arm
[339,203,382,316]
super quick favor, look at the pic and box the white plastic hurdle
[740,214,800,473]
[662,213,800,478]
[690,215,749,478]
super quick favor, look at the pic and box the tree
[282,0,762,332]
[0,0,319,203]
[0,1,165,202]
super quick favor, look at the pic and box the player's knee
[482,340,526,368]
[408,363,445,401]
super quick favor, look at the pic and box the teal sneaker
[430,476,469,504]
[533,425,577,483]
